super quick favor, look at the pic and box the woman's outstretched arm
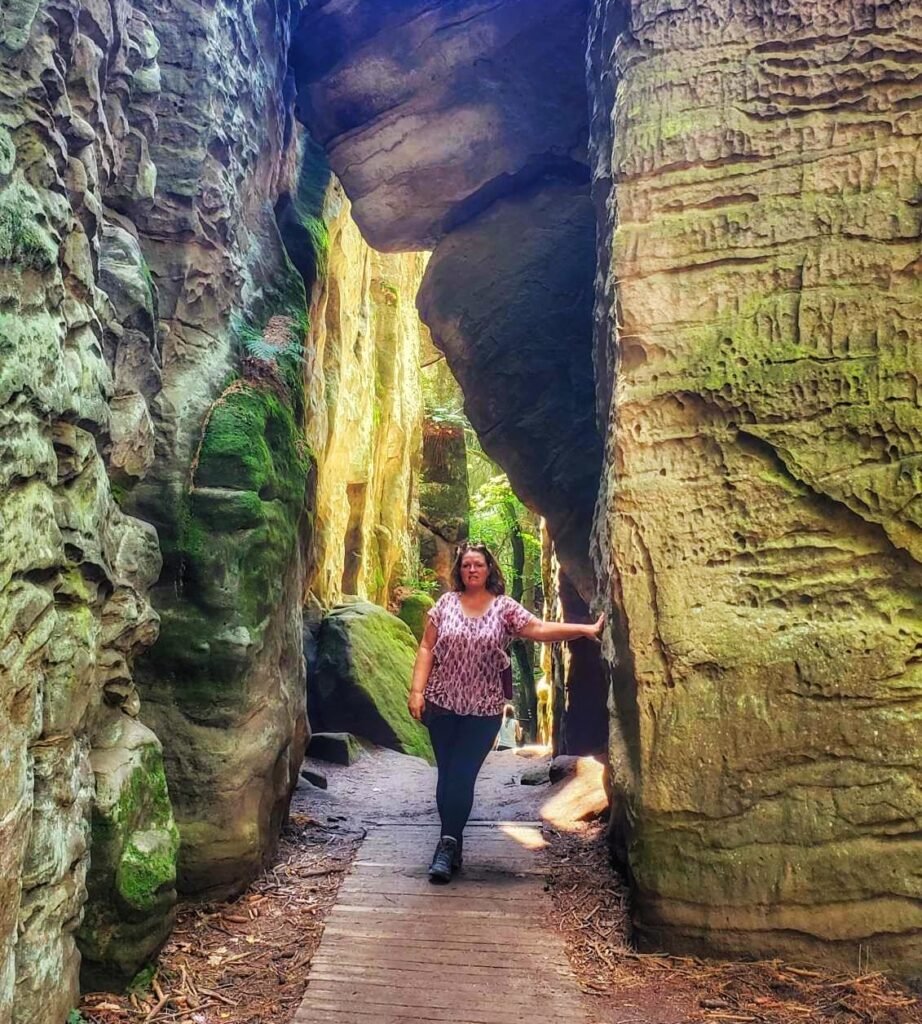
[519,613,604,645]
[408,618,438,721]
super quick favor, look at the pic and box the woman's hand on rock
[408,691,425,721]
[589,613,605,642]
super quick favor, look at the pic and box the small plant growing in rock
[233,310,308,366]
[231,309,309,399]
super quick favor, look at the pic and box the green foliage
[303,214,330,278]
[292,134,333,280]
[398,566,440,597]
[67,1011,86,1024]
[127,964,157,994]
[469,473,541,591]
[0,181,56,270]
[232,309,308,366]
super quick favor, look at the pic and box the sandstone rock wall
[591,0,922,974]
[304,176,429,608]
[127,0,311,900]
[292,0,603,601]
[0,0,172,1017]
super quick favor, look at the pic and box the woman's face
[460,551,489,590]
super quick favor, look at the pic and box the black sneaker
[452,836,463,871]
[428,836,458,884]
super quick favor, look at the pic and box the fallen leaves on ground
[544,822,922,1024]
[79,814,361,1024]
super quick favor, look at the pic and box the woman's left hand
[589,613,605,642]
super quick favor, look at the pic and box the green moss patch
[313,603,434,762]
[144,380,313,715]
[397,592,435,642]
[116,827,180,913]
[0,180,57,270]
[78,742,179,988]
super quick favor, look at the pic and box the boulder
[541,756,608,825]
[307,732,364,767]
[548,756,580,785]
[520,764,551,786]
[397,592,434,642]
[312,603,434,762]
[299,768,329,790]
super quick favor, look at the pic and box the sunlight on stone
[499,823,548,850]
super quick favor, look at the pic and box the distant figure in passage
[535,677,552,748]
[495,703,520,751]
[408,541,603,884]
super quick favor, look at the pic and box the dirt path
[292,744,570,825]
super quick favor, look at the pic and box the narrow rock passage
[293,820,591,1024]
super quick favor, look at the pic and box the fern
[232,310,308,365]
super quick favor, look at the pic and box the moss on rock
[0,179,57,270]
[148,380,314,716]
[313,602,434,762]
[78,728,179,990]
[397,591,434,642]
[116,828,180,914]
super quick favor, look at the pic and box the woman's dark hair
[503,703,516,719]
[450,541,506,595]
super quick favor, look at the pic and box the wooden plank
[310,942,569,964]
[298,997,586,1024]
[348,863,547,879]
[309,951,571,975]
[292,823,587,1024]
[320,917,563,946]
[295,1008,582,1024]
[303,988,586,1019]
[307,964,577,997]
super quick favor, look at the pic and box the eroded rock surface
[302,165,430,608]
[292,0,591,251]
[591,0,922,974]
[125,0,312,899]
[418,182,601,598]
[0,0,169,1015]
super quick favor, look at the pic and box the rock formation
[292,0,603,602]
[295,0,922,977]
[122,0,311,901]
[292,0,591,251]
[4,0,922,1014]
[590,0,922,974]
[311,603,434,762]
[302,164,430,608]
[0,0,172,1016]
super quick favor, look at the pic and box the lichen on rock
[590,0,922,976]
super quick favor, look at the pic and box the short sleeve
[499,596,537,636]
[427,593,449,631]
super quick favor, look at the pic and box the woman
[495,703,519,751]
[408,541,604,883]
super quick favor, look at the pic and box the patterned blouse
[425,592,537,716]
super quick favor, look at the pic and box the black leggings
[427,711,502,840]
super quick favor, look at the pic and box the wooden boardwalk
[293,821,590,1024]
